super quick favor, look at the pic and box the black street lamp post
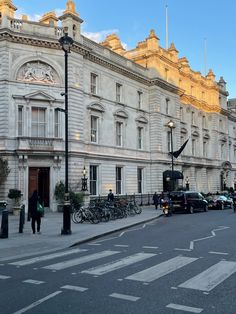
[167,120,175,191]
[59,33,74,235]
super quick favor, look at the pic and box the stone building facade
[0,0,235,211]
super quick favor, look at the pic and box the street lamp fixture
[167,120,175,191]
[59,32,74,235]
[81,166,88,192]
[185,176,190,191]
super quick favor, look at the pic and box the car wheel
[189,206,194,214]
[204,205,208,212]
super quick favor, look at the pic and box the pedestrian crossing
[5,248,236,293]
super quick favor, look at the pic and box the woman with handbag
[29,190,43,234]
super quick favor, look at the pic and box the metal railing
[90,193,153,207]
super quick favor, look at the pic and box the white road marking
[114,244,129,247]
[82,253,156,275]
[175,248,192,252]
[179,260,236,291]
[166,303,203,313]
[209,251,229,255]
[9,248,87,266]
[87,243,101,246]
[23,279,45,285]
[0,275,11,279]
[126,256,198,282]
[109,293,140,302]
[189,226,230,250]
[61,285,88,292]
[43,250,120,270]
[142,246,159,249]
[12,291,62,314]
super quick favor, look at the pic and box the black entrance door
[29,167,50,207]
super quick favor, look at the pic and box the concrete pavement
[0,206,162,261]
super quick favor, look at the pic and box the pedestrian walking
[153,192,159,210]
[29,190,43,234]
[107,189,114,202]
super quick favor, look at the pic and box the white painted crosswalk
[126,256,198,282]
[179,260,236,291]
[43,250,120,270]
[82,252,156,275]
[6,247,236,295]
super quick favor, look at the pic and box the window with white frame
[116,121,123,146]
[31,107,46,137]
[192,138,196,156]
[165,98,170,115]
[137,91,143,109]
[191,111,195,125]
[91,115,98,143]
[90,73,98,94]
[116,83,122,103]
[90,165,98,195]
[116,166,122,195]
[220,142,225,160]
[167,131,171,152]
[137,126,143,149]
[137,167,143,193]
[18,106,23,136]
[54,109,60,138]
[203,140,208,157]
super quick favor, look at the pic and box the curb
[70,213,163,247]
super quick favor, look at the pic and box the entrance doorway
[29,167,50,207]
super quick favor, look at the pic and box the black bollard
[19,204,25,233]
[0,201,8,239]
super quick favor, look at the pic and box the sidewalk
[0,206,162,261]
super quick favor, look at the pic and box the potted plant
[54,181,65,212]
[8,189,22,215]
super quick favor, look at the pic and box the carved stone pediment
[114,109,128,119]
[135,115,148,124]
[16,61,59,84]
[87,103,105,113]
[13,91,56,102]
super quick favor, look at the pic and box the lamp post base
[61,202,72,235]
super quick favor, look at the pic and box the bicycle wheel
[74,210,83,223]
[134,204,142,214]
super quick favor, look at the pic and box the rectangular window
[166,98,169,115]
[137,91,143,109]
[91,116,98,143]
[90,73,98,94]
[191,112,195,125]
[54,109,60,138]
[137,168,143,193]
[116,167,122,195]
[203,141,207,157]
[116,121,123,146]
[89,165,97,195]
[18,106,23,136]
[202,116,206,129]
[137,127,143,149]
[167,131,171,152]
[116,83,122,103]
[31,107,46,137]
[192,138,195,156]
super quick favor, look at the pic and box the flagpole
[167,120,175,191]
[165,5,168,50]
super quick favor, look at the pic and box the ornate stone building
[0,0,235,211]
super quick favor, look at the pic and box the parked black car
[207,195,233,210]
[170,191,208,214]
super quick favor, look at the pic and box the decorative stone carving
[17,61,59,84]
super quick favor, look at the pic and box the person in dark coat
[29,190,42,234]
[107,189,114,202]
[153,192,159,210]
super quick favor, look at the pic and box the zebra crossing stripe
[179,260,236,291]
[61,285,88,292]
[166,303,203,313]
[9,249,87,266]
[126,256,198,282]
[0,275,11,279]
[82,253,156,275]
[43,250,120,271]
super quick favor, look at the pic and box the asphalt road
[0,209,236,314]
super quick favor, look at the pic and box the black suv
[170,191,208,214]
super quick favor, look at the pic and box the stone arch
[12,56,63,85]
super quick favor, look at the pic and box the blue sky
[14,0,236,98]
